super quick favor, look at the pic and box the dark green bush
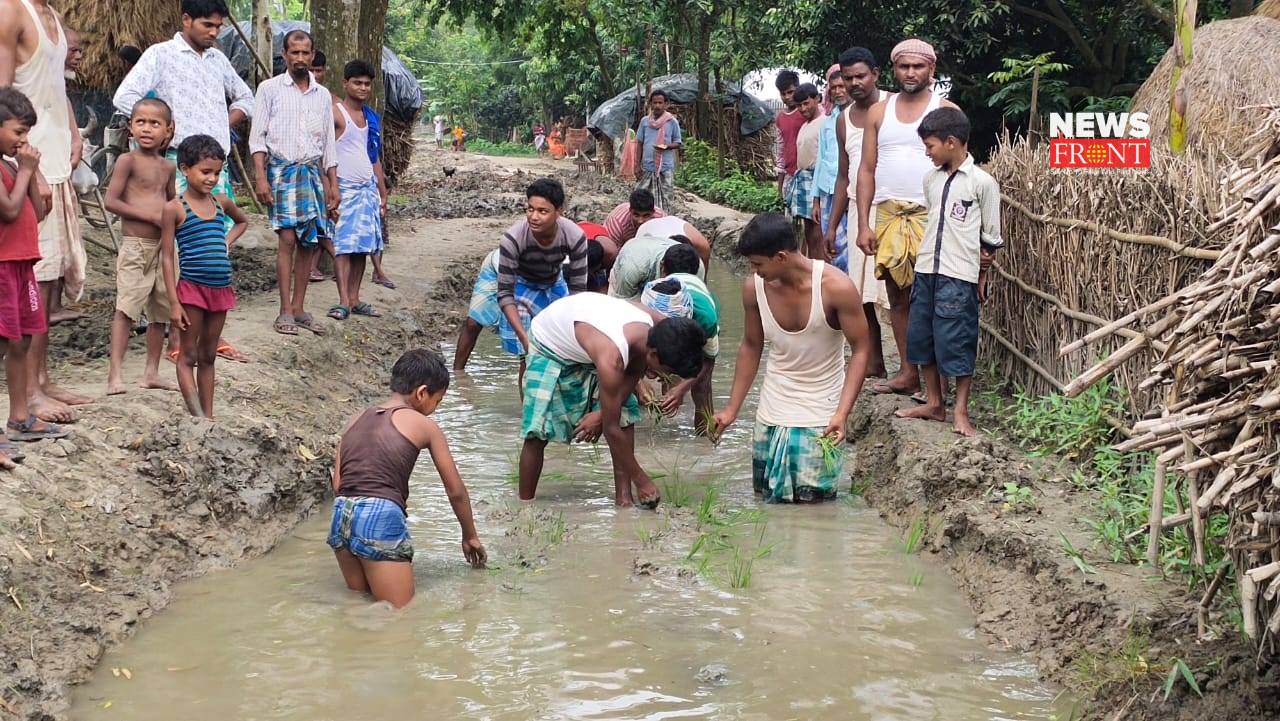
[675,140,782,214]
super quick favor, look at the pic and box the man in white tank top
[828,46,891,379]
[854,39,958,397]
[712,214,872,504]
[329,59,390,321]
[518,294,707,508]
[0,0,93,422]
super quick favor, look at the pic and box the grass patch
[468,138,537,157]
[675,140,782,213]
[900,516,927,554]
[685,484,774,589]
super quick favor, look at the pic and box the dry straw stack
[381,112,421,189]
[1059,104,1280,660]
[63,2,179,90]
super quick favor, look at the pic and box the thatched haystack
[62,0,179,89]
[1259,0,1280,20]
[1131,16,1280,158]
[1062,106,1280,662]
[981,139,1229,410]
[381,112,420,189]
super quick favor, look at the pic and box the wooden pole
[1028,65,1041,144]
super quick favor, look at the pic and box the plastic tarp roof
[217,20,423,122]
[587,73,773,141]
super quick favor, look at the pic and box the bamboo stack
[1061,106,1280,660]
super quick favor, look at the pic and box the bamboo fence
[1060,106,1280,662]
[982,137,1231,411]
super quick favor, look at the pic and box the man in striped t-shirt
[454,178,588,377]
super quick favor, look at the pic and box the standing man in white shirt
[1,0,92,423]
[250,29,338,338]
[114,0,255,363]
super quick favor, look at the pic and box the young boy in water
[329,349,486,608]
[895,108,1003,437]
[104,98,179,395]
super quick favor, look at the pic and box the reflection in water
[71,265,1067,720]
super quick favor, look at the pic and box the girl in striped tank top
[160,135,248,418]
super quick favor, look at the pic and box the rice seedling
[900,517,927,555]
[696,406,721,446]
[849,472,873,498]
[908,570,925,588]
[662,476,694,508]
[816,434,844,473]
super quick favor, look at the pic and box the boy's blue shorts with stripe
[327,496,414,562]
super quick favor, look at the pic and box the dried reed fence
[1061,106,1280,662]
[982,138,1230,411]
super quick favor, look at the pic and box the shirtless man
[0,0,93,422]
[855,38,958,396]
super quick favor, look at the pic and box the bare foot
[106,376,127,396]
[141,375,180,392]
[895,404,946,422]
[0,451,15,470]
[45,384,94,406]
[632,477,661,510]
[953,411,978,437]
[870,372,919,396]
[48,308,83,325]
[29,395,75,423]
[865,365,888,379]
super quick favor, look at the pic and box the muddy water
[72,264,1068,720]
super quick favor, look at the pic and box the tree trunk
[253,0,271,86]
[694,13,712,139]
[357,0,389,114]
[714,65,726,178]
[671,4,688,72]
[586,13,616,97]
[310,0,361,96]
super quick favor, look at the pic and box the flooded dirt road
[70,260,1069,720]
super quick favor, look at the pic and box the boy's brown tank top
[335,405,421,512]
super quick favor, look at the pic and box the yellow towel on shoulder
[873,199,927,288]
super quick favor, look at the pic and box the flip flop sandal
[217,341,249,363]
[274,314,298,336]
[373,277,397,289]
[870,379,916,396]
[0,439,26,462]
[910,391,928,404]
[167,349,180,364]
[295,314,327,336]
[328,305,350,320]
[309,270,326,283]
[7,415,70,442]
[351,302,381,317]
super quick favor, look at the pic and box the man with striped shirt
[454,178,588,378]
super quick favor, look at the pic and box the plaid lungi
[169,148,234,234]
[751,421,841,503]
[786,168,815,219]
[266,156,326,248]
[817,188,848,272]
[521,342,642,443]
[636,168,674,214]
[466,250,502,329]
[334,176,383,255]
[467,264,568,355]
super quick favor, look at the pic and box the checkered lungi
[266,156,326,248]
[817,188,848,272]
[521,342,642,443]
[334,176,383,255]
[786,168,815,219]
[751,421,841,503]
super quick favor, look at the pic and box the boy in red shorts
[0,88,70,467]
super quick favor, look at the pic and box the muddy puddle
[71,264,1070,720]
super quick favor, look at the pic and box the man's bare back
[113,152,175,239]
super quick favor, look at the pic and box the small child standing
[895,107,1004,436]
[104,98,179,395]
[160,135,248,418]
[329,349,486,608]
[0,88,69,466]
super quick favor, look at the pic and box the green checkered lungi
[521,342,642,443]
[751,421,841,503]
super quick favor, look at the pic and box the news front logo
[1048,112,1151,170]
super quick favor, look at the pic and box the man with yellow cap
[853,37,959,397]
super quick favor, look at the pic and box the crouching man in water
[329,349,486,608]
[519,293,706,508]
[713,213,871,503]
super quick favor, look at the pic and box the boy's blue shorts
[905,272,979,378]
[327,496,414,562]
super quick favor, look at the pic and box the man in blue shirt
[635,90,682,212]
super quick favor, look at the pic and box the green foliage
[1163,658,1202,700]
[1059,532,1098,575]
[1001,481,1036,511]
[685,484,774,589]
[900,517,927,555]
[987,53,1073,118]
[675,140,783,214]
[468,138,537,157]
[1079,96,1133,114]
[1005,378,1123,461]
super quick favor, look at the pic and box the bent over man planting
[518,293,705,508]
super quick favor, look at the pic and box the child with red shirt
[0,88,70,467]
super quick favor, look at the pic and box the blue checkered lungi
[334,176,383,255]
[326,496,414,562]
[786,168,815,219]
[267,156,326,248]
[466,260,568,355]
[818,188,849,272]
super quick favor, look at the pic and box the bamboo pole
[1147,459,1168,567]
[1168,0,1198,154]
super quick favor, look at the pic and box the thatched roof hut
[62,0,179,89]
[1131,16,1280,158]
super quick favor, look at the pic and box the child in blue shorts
[328,349,486,607]
[895,107,1004,437]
